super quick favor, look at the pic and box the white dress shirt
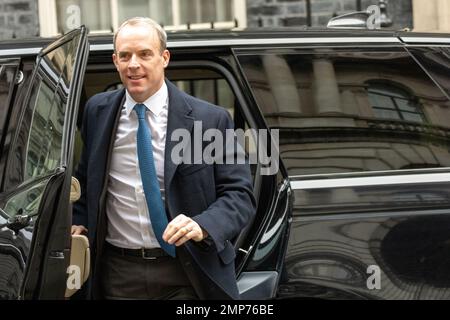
[105,83,168,249]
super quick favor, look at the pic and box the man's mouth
[128,75,145,80]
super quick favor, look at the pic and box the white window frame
[39,0,247,37]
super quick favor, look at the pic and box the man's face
[112,24,170,102]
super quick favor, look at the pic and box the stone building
[246,0,413,29]
[0,0,39,39]
[412,0,450,32]
[0,0,448,40]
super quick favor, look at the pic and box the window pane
[217,79,234,115]
[238,50,450,176]
[118,0,147,24]
[402,112,424,123]
[0,64,17,143]
[372,107,401,120]
[3,180,47,219]
[395,98,418,112]
[26,82,64,179]
[368,83,425,123]
[169,68,234,118]
[117,0,172,26]
[368,93,395,110]
[179,0,232,24]
[408,47,450,99]
[8,35,81,186]
[57,0,112,33]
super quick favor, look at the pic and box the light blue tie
[134,103,175,257]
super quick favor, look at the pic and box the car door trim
[291,172,450,190]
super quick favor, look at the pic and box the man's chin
[127,89,146,102]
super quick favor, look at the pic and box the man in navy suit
[71,17,255,299]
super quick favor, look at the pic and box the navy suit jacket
[73,80,256,299]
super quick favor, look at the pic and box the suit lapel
[164,80,194,199]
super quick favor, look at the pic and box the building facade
[246,0,413,29]
[0,0,448,40]
[0,0,39,39]
[412,0,450,32]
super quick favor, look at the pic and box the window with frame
[367,81,426,123]
[6,34,80,188]
[0,63,18,143]
[237,49,450,176]
[47,0,245,36]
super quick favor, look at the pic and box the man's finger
[174,231,195,246]
[71,225,87,235]
[163,220,183,241]
[163,215,190,241]
[167,225,192,244]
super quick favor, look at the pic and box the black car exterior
[0,26,450,299]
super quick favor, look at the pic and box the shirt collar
[124,82,168,117]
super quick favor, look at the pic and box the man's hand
[162,214,208,246]
[71,225,88,235]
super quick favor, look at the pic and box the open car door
[0,26,89,299]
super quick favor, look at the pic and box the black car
[1,22,450,300]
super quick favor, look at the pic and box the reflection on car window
[238,50,450,176]
[0,64,18,143]
[3,180,47,220]
[6,34,81,187]
[25,80,64,179]
[367,81,426,123]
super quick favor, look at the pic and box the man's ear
[162,49,170,68]
[112,53,119,71]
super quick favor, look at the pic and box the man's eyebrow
[117,51,130,56]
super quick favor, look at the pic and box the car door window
[237,49,450,176]
[237,48,450,215]
[5,36,81,189]
[0,61,19,145]
[407,47,450,99]
[0,27,88,299]
[25,77,64,179]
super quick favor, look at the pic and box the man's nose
[128,54,140,68]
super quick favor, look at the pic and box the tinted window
[367,81,426,123]
[408,47,450,99]
[0,63,18,143]
[238,50,450,176]
[6,34,81,188]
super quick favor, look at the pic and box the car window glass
[173,78,235,117]
[407,47,450,99]
[3,180,47,220]
[0,64,18,143]
[238,50,450,176]
[6,33,81,188]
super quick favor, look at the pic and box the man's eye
[119,53,130,60]
[140,51,152,58]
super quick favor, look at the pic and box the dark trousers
[100,244,199,300]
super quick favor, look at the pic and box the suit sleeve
[192,109,257,253]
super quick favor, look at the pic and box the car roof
[0,28,449,57]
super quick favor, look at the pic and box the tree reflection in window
[367,82,426,123]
